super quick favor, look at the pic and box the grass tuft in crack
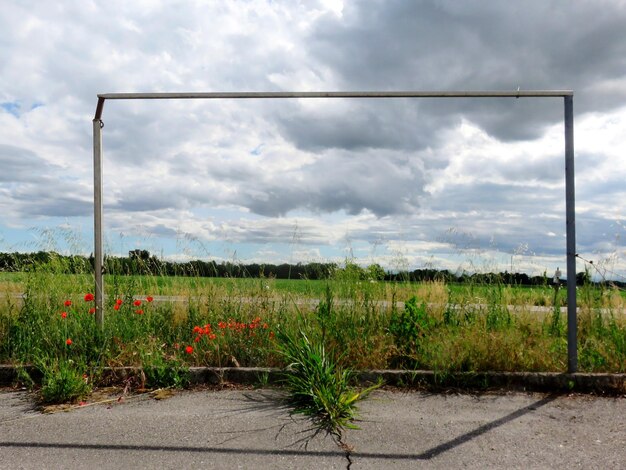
[39,359,92,404]
[276,329,381,441]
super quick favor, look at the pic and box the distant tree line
[0,250,621,288]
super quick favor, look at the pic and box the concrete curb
[1,364,624,395]
[355,369,626,394]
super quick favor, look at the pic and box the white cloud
[1,0,625,278]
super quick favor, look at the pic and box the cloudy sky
[1,0,626,279]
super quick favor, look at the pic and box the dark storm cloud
[275,99,456,152]
[240,150,425,217]
[428,180,561,213]
[0,144,58,183]
[10,181,92,217]
[497,154,563,184]
[286,0,626,145]
[312,0,626,99]
[0,145,92,218]
[452,150,565,185]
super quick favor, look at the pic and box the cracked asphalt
[0,388,624,469]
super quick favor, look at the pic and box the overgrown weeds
[276,329,381,442]
[1,259,625,406]
[39,359,92,404]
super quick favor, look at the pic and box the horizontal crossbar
[94,90,573,120]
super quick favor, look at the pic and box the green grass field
[3,270,624,306]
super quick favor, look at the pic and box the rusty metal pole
[93,114,104,328]
[564,95,577,373]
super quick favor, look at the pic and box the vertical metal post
[93,118,104,328]
[564,95,577,373]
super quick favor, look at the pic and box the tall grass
[0,258,625,404]
[276,329,381,441]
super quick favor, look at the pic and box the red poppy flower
[89,308,96,314]
[64,300,72,307]
[84,293,94,302]
[115,299,123,305]
[66,338,72,345]
[185,346,193,354]
[113,304,120,311]
[146,296,154,303]
[194,336,201,343]
[61,312,67,319]
[133,299,141,306]
[135,309,144,315]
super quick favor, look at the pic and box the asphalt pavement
[0,387,624,469]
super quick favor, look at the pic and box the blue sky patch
[1,101,21,117]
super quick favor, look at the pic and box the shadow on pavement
[0,441,346,458]
[0,394,559,461]
[414,393,558,460]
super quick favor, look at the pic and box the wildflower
[64,300,72,307]
[89,308,96,314]
[133,299,141,307]
[269,331,275,339]
[193,326,202,334]
[135,309,144,315]
[194,336,201,343]
[218,321,227,329]
[115,299,123,305]
[209,333,217,340]
[113,304,120,311]
[185,346,193,354]
[61,312,67,319]
[146,296,154,303]
[66,338,72,346]
[84,293,94,302]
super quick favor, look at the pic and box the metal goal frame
[92,90,577,372]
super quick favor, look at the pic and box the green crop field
[3,270,624,305]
